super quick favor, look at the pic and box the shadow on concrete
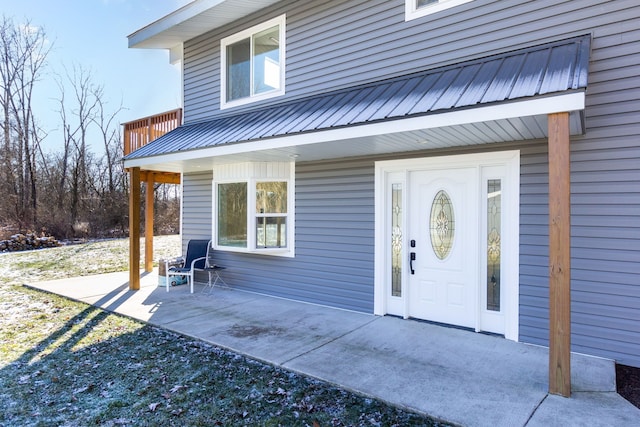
[24,270,640,427]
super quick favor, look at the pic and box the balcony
[123,108,182,156]
[123,108,182,184]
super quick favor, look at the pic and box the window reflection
[226,24,280,102]
[218,183,248,247]
[417,0,439,7]
[256,182,287,248]
[253,26,280,95]
[227,40,250,101]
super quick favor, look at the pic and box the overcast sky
[4,0,191,152]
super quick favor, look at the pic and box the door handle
[410,252,416,275]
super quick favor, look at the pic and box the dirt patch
[228,324,285,338]
[617,363,640,409]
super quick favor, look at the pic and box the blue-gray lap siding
[182,0,639,124]
[520,142,640,369]
[183,140,640,368]
[182,160,376,313]
[178,0,640,367]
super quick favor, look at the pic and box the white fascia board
[128,0,282,50]
[128,0,225,48]
[123,91,585,169]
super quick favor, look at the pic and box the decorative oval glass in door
[430,190,455,260]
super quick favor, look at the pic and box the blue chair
[165,239,211,293]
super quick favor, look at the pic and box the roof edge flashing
[123,91,585,168]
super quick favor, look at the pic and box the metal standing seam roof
[125,34,591,160]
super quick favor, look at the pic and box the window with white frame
[217,182,248,248]
[255,181,288,248]
[214,162,294,256]
[220,15,286,109]
[405,0,474,21]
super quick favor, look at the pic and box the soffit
[129,0,281,49]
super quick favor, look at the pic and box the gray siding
[181,172,213,283]
[518,0,640,368]
[202,159,376,313]
[519,139,640,368]
[181,171,213,250]
[180,162,375,312]
[519,144,551,346]
[183,0,640,123]
[178,0,640,367]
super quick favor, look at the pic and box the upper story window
[405,0,474,21]
[221,15,286,109]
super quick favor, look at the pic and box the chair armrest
[190,256,207,271]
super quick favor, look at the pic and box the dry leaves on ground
[0,238,449,426]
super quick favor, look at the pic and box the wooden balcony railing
[123,108,182,156]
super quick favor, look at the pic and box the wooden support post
[129,167,141,290]
[548,112,571,397]
[145,174,154,273]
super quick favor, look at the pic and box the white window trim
[220,14,286,110]
[405,0,474,21]
[212,163,295,257]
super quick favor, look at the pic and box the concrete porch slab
[26,271,640,427]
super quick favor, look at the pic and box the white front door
[375,151,520,341]
[408,168,477,328]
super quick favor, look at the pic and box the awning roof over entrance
[124,35,590,172]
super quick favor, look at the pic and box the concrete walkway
[27,271,640,427]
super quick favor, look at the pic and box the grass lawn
[0,236,448,426]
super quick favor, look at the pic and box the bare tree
[46,64,134,237]
[90,96,128,235]
[0,16,50,227]
[53,64,100,228]
[0,15,178,240]
[92,90,124,195]
[0,17,18,212]
[11,23,49,225]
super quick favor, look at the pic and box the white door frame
[374,150,520,341]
